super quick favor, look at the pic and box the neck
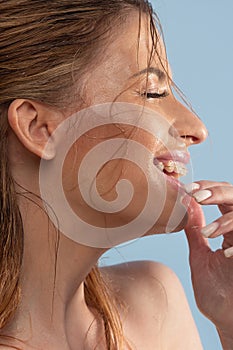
[7,195,106,349]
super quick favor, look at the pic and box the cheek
[62,152,149,228]
[59,116,188,247]
[61,125,150,228]
[97,159,149,220]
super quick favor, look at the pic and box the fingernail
[184,182,200,193]
[224,247,233,258]
[200,222,219,237]
[193,189,212,203]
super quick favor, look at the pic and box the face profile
[37,12,207,249]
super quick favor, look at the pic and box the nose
[170,99,208,147]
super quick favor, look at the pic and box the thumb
[184,197,211,260]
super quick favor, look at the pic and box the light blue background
[100,1,233,349]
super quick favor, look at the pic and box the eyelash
[141,91,169,99]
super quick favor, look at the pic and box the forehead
[108,11,170,77]
[82,11,172,105]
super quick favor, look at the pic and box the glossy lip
[154,150,190,165]
[153,150,190,193]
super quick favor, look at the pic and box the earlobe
[8,99,60,160]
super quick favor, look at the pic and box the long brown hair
[0,1,160,348]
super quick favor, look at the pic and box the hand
[184,180,233,339]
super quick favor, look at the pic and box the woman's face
[57,11,207,247]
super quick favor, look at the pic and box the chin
[145,202,189,236]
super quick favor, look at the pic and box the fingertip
[192,190,212,203]
[184,182,200,194]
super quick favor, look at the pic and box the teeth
[157,161,165,171]
[164,160,175,173]
[155,160,187,177]
[174,162,187,176]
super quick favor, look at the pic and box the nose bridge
[170,99,208,145]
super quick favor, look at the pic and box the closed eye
[142,91,169,99]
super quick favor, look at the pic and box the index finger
[185,180,233,193]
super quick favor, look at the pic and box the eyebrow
[131,67,166,81]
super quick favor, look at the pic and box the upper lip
[154,150,190,165]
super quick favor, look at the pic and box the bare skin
[4,10,233,350]
[185,184,233,349]
[101,261,203,349]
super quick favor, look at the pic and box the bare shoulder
[100,260,188,319]
[100,261,203,350]
[100,260,177,312]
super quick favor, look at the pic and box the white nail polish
[184,183,200,193]
[200,222,219,237]
[224,247,233,258]
[193,189,212,203]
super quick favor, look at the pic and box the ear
[8,99,63,159]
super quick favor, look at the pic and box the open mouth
[153,159,187,179]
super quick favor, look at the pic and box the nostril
[180,135,200,145]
